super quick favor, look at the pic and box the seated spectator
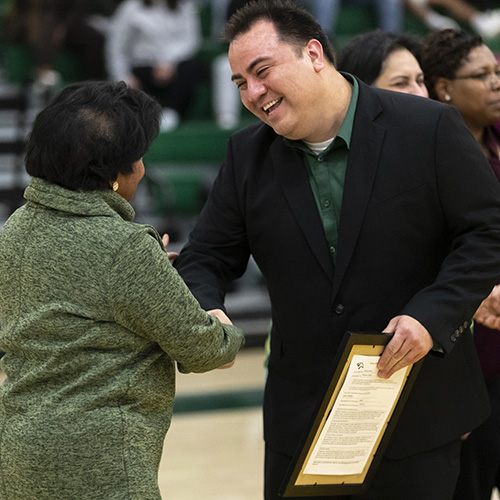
[420,27,500,500]
[211,0,250,130]
[300,0,405,38]
[3,0,118,95]
[107,0,212,130]
[406,0,500,39]
[337,30,428,97]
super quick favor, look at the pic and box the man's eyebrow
[231,57,269,81]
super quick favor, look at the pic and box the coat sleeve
[401,105,500,352]
[108,228,245,373]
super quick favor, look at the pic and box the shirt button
[317,156,324,162]
[323,200,330,208]
[335,304,345,314]
[329,246,336,254]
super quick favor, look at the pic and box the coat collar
[271,142,335,280]
[333,81,385,297]
[24,177,136,221]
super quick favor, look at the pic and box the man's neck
[315,71,353,142]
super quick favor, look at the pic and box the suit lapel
[272,141,335,282]
[270,83,386,290]
[333,86,385,299]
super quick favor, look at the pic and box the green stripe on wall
[173,389,264,414]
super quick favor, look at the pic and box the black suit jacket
[175,80,500,459]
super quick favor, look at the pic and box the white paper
[303,355,407,476]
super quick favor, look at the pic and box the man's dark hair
[223,0,336,66]
[420,29,483,100]
[337,30,424,85]
[25,80,161,191]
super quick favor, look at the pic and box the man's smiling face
[229,20,324,141]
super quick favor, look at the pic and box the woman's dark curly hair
[420,29,483,100]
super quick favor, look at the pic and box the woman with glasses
[421,28,500,500]
[421,29,500,161]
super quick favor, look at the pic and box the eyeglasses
[451,69,500,88]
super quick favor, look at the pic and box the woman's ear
[434,77,452,103]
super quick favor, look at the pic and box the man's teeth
[263,98,280,112]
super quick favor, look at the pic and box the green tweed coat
[0,178,245,500]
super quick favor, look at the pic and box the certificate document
[303,355,408,476]
[280,332,422,497]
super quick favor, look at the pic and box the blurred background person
[211,0,251,129]
[337,29,428,97]
[421,28,500,500]
[0,80,244,499]
[406,0,500,38]
[3,0,117,95]
[300,0,405,38]
[106,0,209,130]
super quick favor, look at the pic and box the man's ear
[306,39,325,72]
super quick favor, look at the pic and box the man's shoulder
[357,82,448,119]
[354,83,464,135]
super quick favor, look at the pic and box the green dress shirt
[284,75,359,263]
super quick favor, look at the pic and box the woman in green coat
[0,81,245,499]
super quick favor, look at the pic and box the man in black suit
[174,1,500,498]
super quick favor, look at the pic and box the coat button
[335,304,345,314]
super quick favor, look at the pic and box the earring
[112,181,119,192]
[445,95,451,102]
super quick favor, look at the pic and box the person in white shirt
[107,0,210,130]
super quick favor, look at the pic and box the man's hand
[207,308,233,325]
[162,233,179,262]
[378,315,433,379]
[207,309,236,369]
[474,284,500,330]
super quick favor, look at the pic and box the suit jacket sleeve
[398,104,500,352]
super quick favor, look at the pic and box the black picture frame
[280,331,423,497]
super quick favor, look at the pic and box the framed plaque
[280,332,422,497]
